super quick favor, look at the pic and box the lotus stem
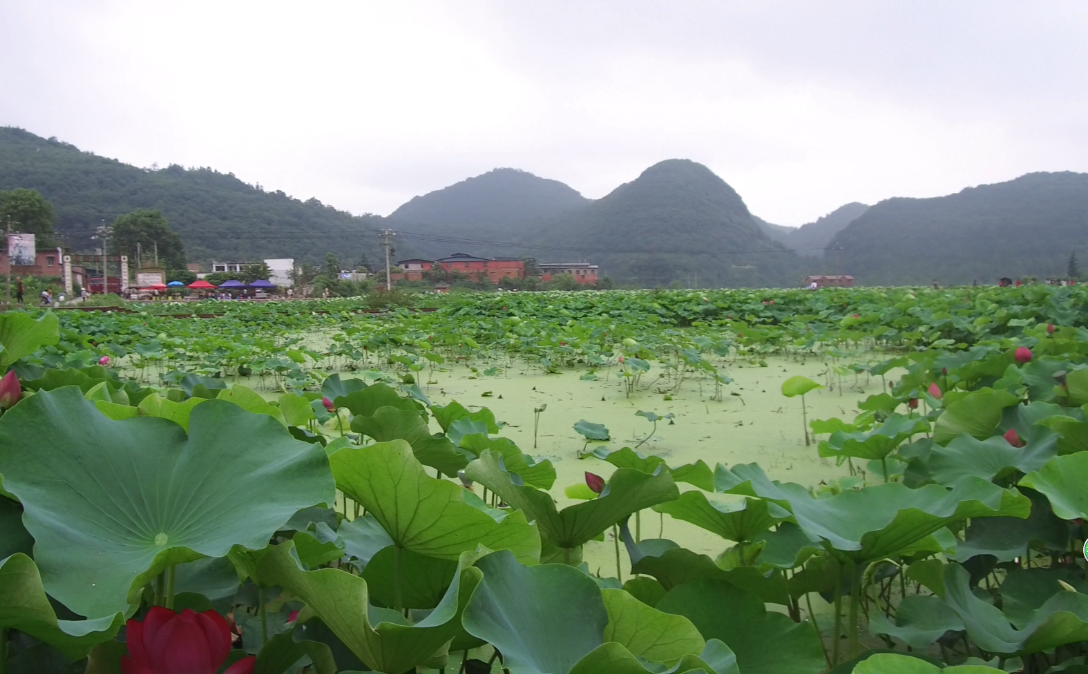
[613,525,622,581]
[258,586,268,647]
[848,561,863,659]
[0,627,7,674]
[831,561,844,665]
[804,588,830,668]
[393,544,404,613]
[164,565,176,610]
[881,457,889,484]
[635,511,641,543]
[154,573,165,607]
[801,394,810,446]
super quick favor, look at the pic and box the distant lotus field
[0,284,1086,673]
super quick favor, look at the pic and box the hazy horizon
[2,1,1085,226]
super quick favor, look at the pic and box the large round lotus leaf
[330,440,539,563]
[653,493,787,543]
[715,463,1028,561]
[928,432,1056,487]
[780,376,822,398]
[1020,453,1088,520]
[601,588,704,663]
[349,406,468,476]
[0,387,335,618]
[851,653,1006,673]
[462,550,609,674]
[0,553,123,660]
[656,579,824,674]
[933,388,1019,444]
[338,383,420,417]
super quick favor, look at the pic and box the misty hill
[758,203,870,257]
[0,127,381,265]
[388,168,589,257]
[829,172,1088,285]
[528,159,801,287]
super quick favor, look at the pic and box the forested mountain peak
[829,171,1088,285]
[758,202,870,257]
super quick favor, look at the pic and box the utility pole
[136,242,142,270]
[95,220,112,295]
[4,216,11,307]
[380,229,395,291]
[154,241,158,268]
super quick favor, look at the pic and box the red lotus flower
[560,342,566,346]
[99,355,111,366]
[321,397,335,412]
[585,472,605,494]
[928,383,942,399]
[0,371,20,410]
[286,610,299,624]
[1004,428,1025,448]
[1047,324,1056,335]
[769,301,774,305]
[852,313,860,318]
[908,398,919,409]
[618,356,624,363]
[1014,347,1032,364]
[122,607,255,674]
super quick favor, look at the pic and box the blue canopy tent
[218,280,246,288]
[166,281,184,287]
[248,279,276,289]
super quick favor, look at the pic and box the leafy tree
[544,273,582,291]
[0,188,57,247]
[204,271,233,286]
[240,262,272,283]
[357,253,370,272]
[1070,251,1080,279]
[111,210,186,270]
[324,253,341,280]
[167,269,197,285]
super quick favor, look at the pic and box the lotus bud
[908,398,919,409]
[941,367,948,376]
[122,607,255,674]
[0,371,20,409]
[1004,428,1025,448]
[1014,347,1032,364]
[321,396,335,413]
[928,383,942,399]
[286,610,299,623]
[458,469,474,491]
[99,355,110,366]
[585,472,605,494]
[1047,324,1056,335]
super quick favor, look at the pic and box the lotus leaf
[715,463,1029,561]
[656,579,825,674]
[933,388,1019,444]
[653,492,788,543]
[350,406,469,476]
[258,540,480,674]
[0,387,335,617]
[818,414,930,461]
[928,431,1056,486]
[781,375,823,397]
[459,433,556,489]
[1020,452,1088,520]
[0,553,124,659]
[0,311,59,368]
[868,595,965,650]
[330,440,540,563]
[467,450,678,554]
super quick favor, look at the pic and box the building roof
[539,262,599,269]
[804,274,855,280]
[435,253,492,263]
[397,258,434,265]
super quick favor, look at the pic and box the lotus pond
[0,284,1087,674]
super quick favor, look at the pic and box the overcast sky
[2,1,1086,225]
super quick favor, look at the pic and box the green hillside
[528,159,802,287]
[388,168,590,258]
[0,127,381,265]
[758,202,869,257]
[829,172,1088,285]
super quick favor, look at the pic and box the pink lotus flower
[99,356,111,366]
[1014,347,1032,364]
[122,607,255,674]
[0,371,20,410]
[321,397,335,413]
[1047,324,1056,335]
[585,472,605,494]
[286,610,299,624]
[928,383,942,399]
[1004,428,1025,448]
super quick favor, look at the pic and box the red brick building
[0,247,64,278]
[539,262,599,285]
[435,254,525,283]
[803,274,855,288]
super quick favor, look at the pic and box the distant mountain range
[2,126,1086,286]
[0,127,382,266]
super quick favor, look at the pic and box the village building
[434,253,526,283]
[803,274,855,288]
[539,262,599,285]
